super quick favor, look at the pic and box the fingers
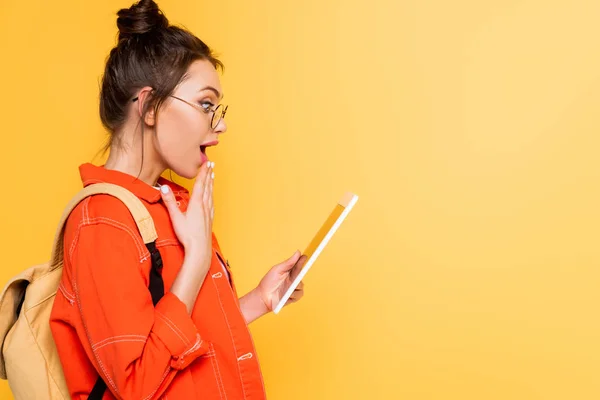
[191,161,213,203]
[295,255,308,271]
[209,178,214,220]
[278,250,302,273]
[160,184,183,221]
[203,162,214,218]
[288,255,308,281]
[287,282,304,303]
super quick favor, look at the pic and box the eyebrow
[198,86,224,100]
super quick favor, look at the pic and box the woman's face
[154,59,227,179]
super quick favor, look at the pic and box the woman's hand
[160,161,215,313]
[161,161,215,258]
[240,251,307,324]
[257,250,307,311]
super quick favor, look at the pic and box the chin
[170,163,199,180]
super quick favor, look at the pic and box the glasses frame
[131,94,228,130]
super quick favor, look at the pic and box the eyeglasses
[132,94,228,130]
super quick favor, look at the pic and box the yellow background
[2,0,600,398]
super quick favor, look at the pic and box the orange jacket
[49,163,266,399]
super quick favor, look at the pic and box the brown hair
[99,0,222,152]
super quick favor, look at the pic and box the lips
[201,140,219,148]
[200,141,219,164]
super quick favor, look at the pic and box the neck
[104,124,166,186]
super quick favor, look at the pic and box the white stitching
[211,344,227,400]
[68,220,160,399]
[155,310,192,346]
[92,335,147,350]
[155,311,191,346]
[94,338,147,351]
[89,217,147,259]
[211,279,248,400]
[247,325,267,391]
[156,239,180,247]
[208,344,226,400]
[81,197,87,225]
[155,311,191,347]
[238,353,253,361]
[74,273,171,399]
[179,334,203,358]
[58,283,75,301]
[74,217,149,262]
[69,217,149,263]
[155,313,188,346]
[69,215,84,264]
[71,278,119,395]
[83,197,90,224]
[58,283,75,299]
[142,365,171,400]
[57,286,75,305]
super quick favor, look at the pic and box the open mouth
[200,141,219,163]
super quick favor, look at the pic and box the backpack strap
[48,182,159,272]
[54,183,165,399]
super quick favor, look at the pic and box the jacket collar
[79,163,189,203]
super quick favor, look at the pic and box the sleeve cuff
[153,292,210,369]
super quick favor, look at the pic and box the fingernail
[211,161,215,168]
[211,172,215,179]
[161,185,170,194]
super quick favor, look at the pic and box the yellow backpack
[0,183,160,399]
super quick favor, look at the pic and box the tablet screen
[273,192,358,314]
[302,203,346,261]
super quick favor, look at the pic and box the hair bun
[116,0,168,41]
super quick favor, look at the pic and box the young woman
[49,1,305,398]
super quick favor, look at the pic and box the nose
[214,118,227,134]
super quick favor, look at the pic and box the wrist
[183,246,209,266]
[241,287,270,324]
[251,287,271,314]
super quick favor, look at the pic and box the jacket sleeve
[69,219,210,399]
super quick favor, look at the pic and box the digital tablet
[273,192,359,314]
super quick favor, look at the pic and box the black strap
[88,373,106,400]
[146,242,166,306]
[88,241,165,400]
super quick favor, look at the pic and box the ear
[135,86,157,127]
